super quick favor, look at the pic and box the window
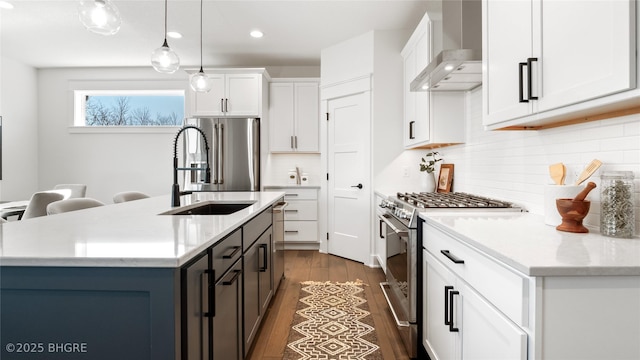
[74,90,185,127]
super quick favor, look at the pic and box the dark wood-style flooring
[246,250,410,360]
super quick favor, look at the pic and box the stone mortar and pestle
[555,181,597,233]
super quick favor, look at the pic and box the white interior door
[327,91,370,264]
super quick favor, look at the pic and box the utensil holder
[544,185,582,226]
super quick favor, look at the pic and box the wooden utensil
[549,163,565,185]
[575,159,602,185]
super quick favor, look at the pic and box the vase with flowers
[419,152,442,192]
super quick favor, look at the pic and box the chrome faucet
[172,125,211,207]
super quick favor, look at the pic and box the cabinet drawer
[284,188,317,200]
[211,228,242,282]
[284,201,317,221]
[284,221,318,242]
[243,209,272,250]
[423,223,528,326]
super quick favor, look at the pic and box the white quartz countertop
[420,211,640,276]
[0,191,284,268]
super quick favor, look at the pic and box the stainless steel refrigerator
[182,117,260,192]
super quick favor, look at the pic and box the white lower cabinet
[422,217,640,360]
[423,250,527,360]
[264,187,319,249]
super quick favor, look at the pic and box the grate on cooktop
[396,192,516,209]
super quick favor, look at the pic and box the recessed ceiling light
[444,64,455,71]
[167,31,182,39]
[250,30,264,38]
[0,1,14,9]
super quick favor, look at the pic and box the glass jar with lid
[600,171,635,238]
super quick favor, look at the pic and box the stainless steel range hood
[410,0,482,92]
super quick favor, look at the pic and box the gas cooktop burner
[396,192,516,209]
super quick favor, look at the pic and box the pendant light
[151,0,180,74]
[78,0,121,36]
[190,0,212,92]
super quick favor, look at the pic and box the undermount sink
[161,201,255,216]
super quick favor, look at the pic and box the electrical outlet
[403,166,410,178]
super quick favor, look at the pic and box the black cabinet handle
[225,98,229,113]
[449,290,460,332]
[222,246,241,259]
[441,250,465,264]
[527,57,538,100]
[204,269,215,318]
[444,285,453,326]
[285,230,299,234]
[409,121,415,139]
[519,62,528,103]
[220,98,225,112]
[351,183,363,189]
[222,269,242,285]
[259,243,268,272]
[379,219,385,239]
[284,209,298,213]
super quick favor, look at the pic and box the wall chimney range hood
[410,0,482,92]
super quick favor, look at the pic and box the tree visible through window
[78,92,185,126]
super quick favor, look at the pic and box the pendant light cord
[164,0,168,41]
[199,0,204,72]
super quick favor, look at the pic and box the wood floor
[246,250,410,360]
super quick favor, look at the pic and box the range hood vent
[410,0,482,92]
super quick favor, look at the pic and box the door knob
[351,183,363,189]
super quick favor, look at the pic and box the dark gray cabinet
[181,228,243,360]
[182,251,210,360]
[213,259,243,360]
[242,209,273,357]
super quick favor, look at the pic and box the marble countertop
[0,191,284,268]
[420,211,640,276]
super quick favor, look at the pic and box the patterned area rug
[283,280,382,360]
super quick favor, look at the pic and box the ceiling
[1,0,429,69]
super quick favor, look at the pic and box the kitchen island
[0,191,284,360]
[420,211,640,360]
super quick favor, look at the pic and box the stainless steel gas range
[378,192,522,359]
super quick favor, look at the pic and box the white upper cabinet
[483,0,637,129]
[188,71,264,117]
[402,12,465,149]
[269,80,319,153]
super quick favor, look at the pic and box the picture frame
[437,164,454,193]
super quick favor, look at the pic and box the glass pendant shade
[151,39,180,74]
[78,0,121,36]
[190,69,212,92]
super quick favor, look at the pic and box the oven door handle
[378,214,409,237]
[379,282,410,328]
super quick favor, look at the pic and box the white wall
[36,67,189,203]
[387,88,640,232]
[0,57,39,200]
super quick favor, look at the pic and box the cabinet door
[258,229,273,314]
[294,82,319,152]
[269,82,295,152]
[403,46,418,147]
[243,239,261,356]
[460,282,527,360]
[225,73,261,116]
[423,250,458,360]
[536,0,635,112]
[213,260,243,360]
[482,0,534,126]
[403,20,430,148]
[182,252,210,360]
[190,73,225,117]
